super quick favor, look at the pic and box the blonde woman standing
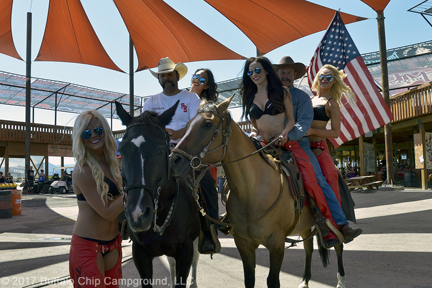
[69,110,124,288]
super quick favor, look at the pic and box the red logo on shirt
[181,103,187,112]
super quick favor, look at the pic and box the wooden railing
[0,120,73,144]
[389,82,432,123]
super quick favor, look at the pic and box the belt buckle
[101,245,108,254]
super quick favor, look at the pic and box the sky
[0,0,431,132]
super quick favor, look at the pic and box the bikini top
[313,98,332,122]
[249,99,284,120]
[76,177,120,201]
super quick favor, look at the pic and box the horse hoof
[337,272,346,288]
[298,281,309,288]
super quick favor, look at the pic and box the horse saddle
[249,137,305,211]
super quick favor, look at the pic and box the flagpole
[377,11,394,185]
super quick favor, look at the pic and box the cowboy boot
[338,225,362,244]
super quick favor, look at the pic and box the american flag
[307,11,393,148]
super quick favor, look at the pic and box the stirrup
[326,219,345,243]
[198,224,221,254]
[218,213,234,236]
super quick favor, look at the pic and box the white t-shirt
[143,90,201,143]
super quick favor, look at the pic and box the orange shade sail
[361,0,391,14]
[205,0,367,55]
[113,0,245,72]
[0,0,22,60]
[35,0,123,72]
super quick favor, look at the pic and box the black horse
[115,101,200,287]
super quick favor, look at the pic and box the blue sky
[0,0,431,130]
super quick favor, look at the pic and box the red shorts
[69,234,122,288]
[310,140,341,203]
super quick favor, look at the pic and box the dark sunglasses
[82,127,104,140]
[192,74,206,85]
[319,75,334,82]
[247,67,262,77]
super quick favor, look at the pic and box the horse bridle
[171,108,232,170]
[122,121,178,235]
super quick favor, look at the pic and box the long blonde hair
[312,64,356,106]
[72,110,122,206]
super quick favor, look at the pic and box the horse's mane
[132,110,162,127]
[197,101,218,114]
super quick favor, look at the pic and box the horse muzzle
[170,153,192,179]
[124,192,154,232]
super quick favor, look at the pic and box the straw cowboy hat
[273,56,306,80]
[149,57,188,80]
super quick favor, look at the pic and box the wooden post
[359,136,365,176]
[377,11,394,185]
[45,156,49,178]
[419,121,428,189]
[408,137,413,172]
[4,144,9,174]
[373,137,378,179]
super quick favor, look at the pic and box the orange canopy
[113,0,244,72]
[205,0,367,55]
[0,0,21,60]
[361,0,391,14]
[35,0,123,72]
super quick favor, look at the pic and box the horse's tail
[316,235,330,268]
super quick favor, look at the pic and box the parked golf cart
[49,167,74,194]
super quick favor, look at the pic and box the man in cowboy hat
[144,57,200,142]
[143,57,221,254]
[274,56,361,244]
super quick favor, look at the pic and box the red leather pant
[281,141,337,228]
[69,234,122,288]
[310,140,341,203]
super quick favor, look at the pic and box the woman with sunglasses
[240,56,294,145]
[69,110,124,288]
[190,68,219,102]
[305,65,361,241]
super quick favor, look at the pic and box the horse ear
[216,94,234,115]
[115,101,132,127]
[160,100,179,126]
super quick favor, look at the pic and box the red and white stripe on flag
[306,11,393,148]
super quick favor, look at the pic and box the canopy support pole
[377,11,394,185]
[25,12,32,188]
[129,35,134,117]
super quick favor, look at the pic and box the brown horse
[171,97,346,288]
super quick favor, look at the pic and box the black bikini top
[249,99,284,120]
[77,177,120,201]
[313,98,332,122]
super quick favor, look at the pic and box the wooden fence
[0,120,72,145]
[389,82,432,123]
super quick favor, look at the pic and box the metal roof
[0,70,144,118]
